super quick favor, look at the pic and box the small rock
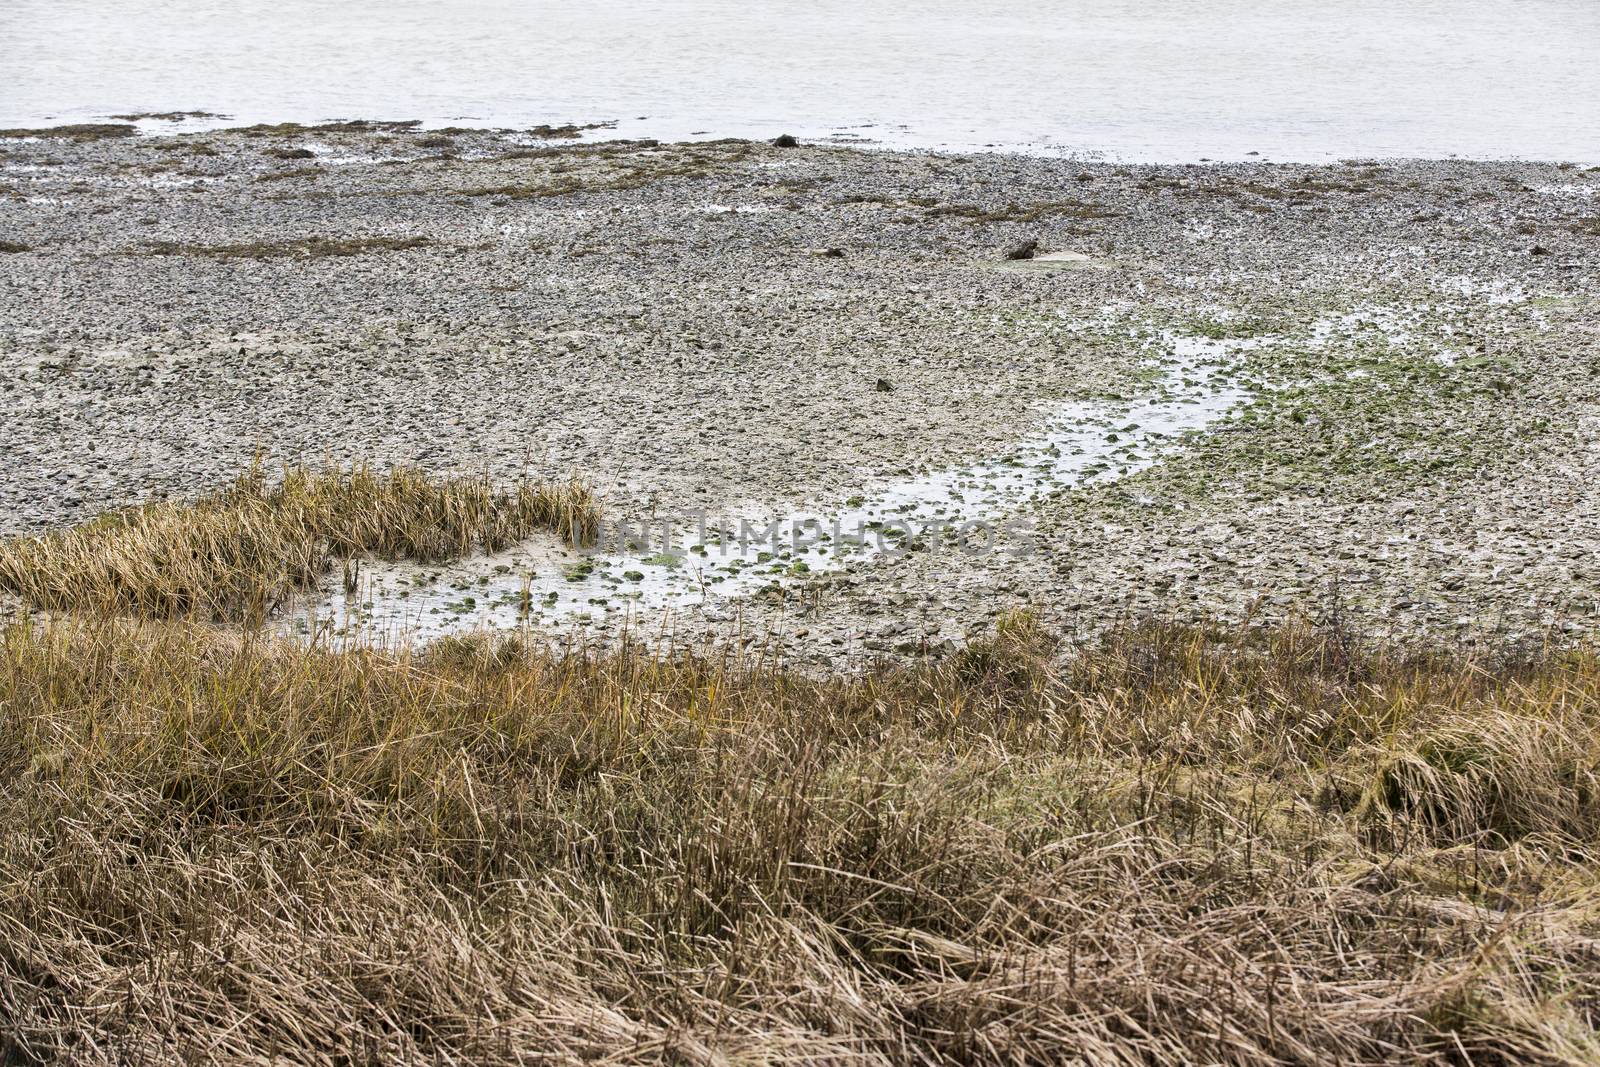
[1001,239,1038,261]
[875,378,894,393]
[771,134,800,148]
[1530,244,1551,256]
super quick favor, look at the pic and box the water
[4,0,1597,161]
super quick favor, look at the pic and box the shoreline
[7,113,1600,168]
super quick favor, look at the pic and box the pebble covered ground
[1,120,1597,664]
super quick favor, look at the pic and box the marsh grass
[0,464,599,622]
[1,609,1598,1064]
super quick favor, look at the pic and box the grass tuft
[0,463,599,621]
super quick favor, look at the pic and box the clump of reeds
[0,612,1597,1064]
[0,463,599,621]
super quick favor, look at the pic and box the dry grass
[0,609,1598,1064]
[0,464,599,622]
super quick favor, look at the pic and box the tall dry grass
[0,464,599,622]
[1,612,1598,1064]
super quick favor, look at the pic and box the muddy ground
[1,122,1597,664]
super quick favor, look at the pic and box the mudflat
[2,124,1597,661]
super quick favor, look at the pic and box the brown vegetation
[0,124,137,142]
[109,111,224,122]
[0,607,1597,1063]
[232,120,423,138]
[0,464,599,622]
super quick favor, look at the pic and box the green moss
[1177,314,1276,340]
[1185,353,1523,486]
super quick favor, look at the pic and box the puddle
[279,329,1255,643]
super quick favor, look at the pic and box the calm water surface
[3,0,1596,159]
